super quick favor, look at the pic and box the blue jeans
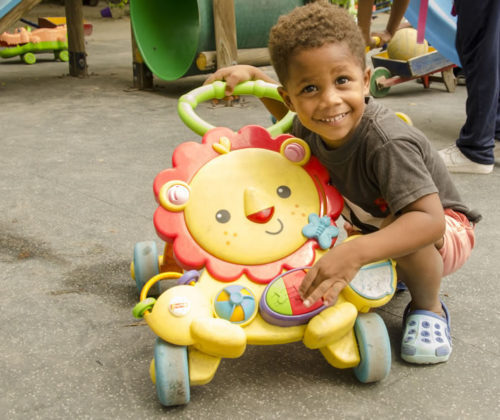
[454,0,500,164]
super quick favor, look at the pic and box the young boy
[204,1,479,364]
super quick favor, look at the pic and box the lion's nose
[244,187,274,224]
[247,207,275,223]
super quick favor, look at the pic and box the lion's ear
[280,138,311,166]
[158,181,191,211]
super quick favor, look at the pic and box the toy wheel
[56,49,69,62]
[177,80,295,137]
[22,52,36,65]
[370,67,391,98]
[353,312,391,383]
[154,338,190,406]
[133,241,160,296]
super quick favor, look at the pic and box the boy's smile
[279,42,370,149]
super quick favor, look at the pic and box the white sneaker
[438,144,494,174]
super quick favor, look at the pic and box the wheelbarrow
[370,46,457,97]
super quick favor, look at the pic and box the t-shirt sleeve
[371,138,438,214]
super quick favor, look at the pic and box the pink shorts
[439,209,476,276]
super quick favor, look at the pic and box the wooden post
[196,48,270,72]
[64,0,88,77]
[131,21,153,89]
[213,0,238,69]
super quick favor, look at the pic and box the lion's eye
[215,209,231,223]
[277,185,291,198]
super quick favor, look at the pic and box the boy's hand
[299,242,362,308]
[204,64,277,97]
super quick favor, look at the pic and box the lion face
[184,148,319,265]
[153,126,343,283]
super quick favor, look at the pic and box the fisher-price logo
[168,296,191,317]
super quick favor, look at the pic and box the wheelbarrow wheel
[132,241,160,296]
[153,338,190,406]
[353,312,391,383]
[370,67,392,98]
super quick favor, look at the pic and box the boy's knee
[394,244,443,275]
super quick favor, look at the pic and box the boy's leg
[395,245,452,364]
[394,243,443,315]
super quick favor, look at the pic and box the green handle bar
[177,80,295,137]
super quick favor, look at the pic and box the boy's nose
[321,87,342,105]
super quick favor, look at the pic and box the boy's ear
[363,67,371,96]
[278,86,295,112]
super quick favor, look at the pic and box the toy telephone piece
[259,267,326,327]
[259,257,397,326]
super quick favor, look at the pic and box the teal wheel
[154,338,190,406]
[370,67,391,98]
[22,52,36,65]
[56,49,69,62]
[353,312,391,383]
[133,241,160,296]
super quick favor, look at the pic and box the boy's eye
[302,85,318,93]
[336,76,349,85]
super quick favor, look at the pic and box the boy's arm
[203,64,289,120]
[299,193,446,307]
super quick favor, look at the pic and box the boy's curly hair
[269,1,366,86]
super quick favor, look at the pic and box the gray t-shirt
[292,97,481,233]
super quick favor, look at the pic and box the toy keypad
[213,285,257,326]
[343,260,397,311]
[259,268,327,327]
[348,261,395,299]
[183,147,320,265]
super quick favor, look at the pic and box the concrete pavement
[1,3,499,419]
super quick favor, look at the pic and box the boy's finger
[298,265,318,297]
[322,282,345,307]
[302,280,331,308]
[223,74,240,96]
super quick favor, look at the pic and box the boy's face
[279,42,370,149]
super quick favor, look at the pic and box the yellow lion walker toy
[131,81,397,406]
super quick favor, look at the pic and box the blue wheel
[133,241,160,295]
[154,338,190,406]
[353,312,391,383]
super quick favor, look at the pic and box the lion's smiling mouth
[265,218,284,235]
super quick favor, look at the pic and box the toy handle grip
[177,80,295,137]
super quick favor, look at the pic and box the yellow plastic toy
[132,81,397,406]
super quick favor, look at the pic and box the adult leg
[455,0,500,164]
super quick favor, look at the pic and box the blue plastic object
[133,241,160,295]
[154,338,190,406]
[353,312,391,383]
[405,0,460,65]
[0,0,22,20]
[214,285,256,324]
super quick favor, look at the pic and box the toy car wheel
[353,312,391,383]
[56,49,69,62]
[154,338,190,406]
[370,67,392,98]
[133,241,160,296]
[22,52,36,65]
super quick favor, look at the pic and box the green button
[265,278,292,315]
